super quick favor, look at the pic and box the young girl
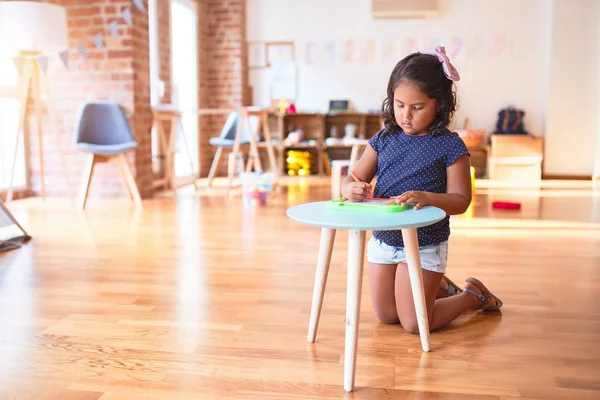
[341,46,502,334]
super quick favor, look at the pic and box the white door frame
[170,0,199,184]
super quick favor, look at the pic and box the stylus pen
[349,171,398,204]
[350,171,373,200]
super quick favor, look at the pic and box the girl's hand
[394,191,430,210]
[342,182,372,201]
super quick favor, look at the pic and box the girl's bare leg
[368,262,400,324]
[394,263,497,333]
[369,263,469,326]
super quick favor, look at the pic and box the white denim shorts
[367,236,448,273]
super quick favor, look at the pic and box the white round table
[287,201,446,392]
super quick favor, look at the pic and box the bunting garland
[12,56,24,76]
[92,33,104,51]
[77,44,88,63]
[59,50,69,69]
[10,0,147,74]
[108,20,121,40]
[38,55,50,74]
[133,0,145,12]
[122,7,133,27]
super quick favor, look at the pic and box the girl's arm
[395,155,472,214]
[340,145,378,201]
[428,155,472,214]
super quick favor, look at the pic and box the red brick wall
[131,1,153,198]
[198,0,247,177]
[197,0,213,177]
[10,0,246,197]
[156,0,172,104]
[5,0,155,199]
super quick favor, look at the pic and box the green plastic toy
[326,197,410,213]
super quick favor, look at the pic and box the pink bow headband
[420,45,460,82]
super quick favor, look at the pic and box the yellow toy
[286,150,312,176]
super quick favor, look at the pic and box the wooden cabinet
[270,112,383,176]
[488,134,543,184]
[281,113,325,175]
[469,146,488,178]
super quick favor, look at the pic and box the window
[171,0,199,178]
[149,0,161,107]
[0,57,26,192]
[149,0,161,173]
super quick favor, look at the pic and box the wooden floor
[1,180,600,399]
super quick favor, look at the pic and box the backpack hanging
[495,107,527,134]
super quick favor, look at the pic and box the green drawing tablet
[326,197,410,213]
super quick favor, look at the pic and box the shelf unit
[266,112,383,176]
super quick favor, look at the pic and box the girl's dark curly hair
[381,53,457,136]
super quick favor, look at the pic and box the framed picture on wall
[248,41,267,69]
[266,41,295,67]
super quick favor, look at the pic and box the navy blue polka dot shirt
[369,128,470,248]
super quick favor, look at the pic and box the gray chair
[75,102,142,209]
[206,111,259,186]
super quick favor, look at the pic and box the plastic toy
[492,201,521,210]
[330,169,408,212]
[240,171,275,208]
[327,197,409,213]
[286,150,312,176]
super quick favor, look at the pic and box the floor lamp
[0,1,71,203]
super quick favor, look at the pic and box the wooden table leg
[401,227,431,352]
[307,228,336,343]
[344,229,366,392]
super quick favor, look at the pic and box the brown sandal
[463,277,503,311]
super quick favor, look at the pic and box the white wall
[545,0,600,176]
[247,0,550,135]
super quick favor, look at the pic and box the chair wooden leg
[245,112,262,173]
[207,147,223,187]
[78,153,96,210]
[244,153,253,173]
[165,118,177,191]
[116,154,142,207]
[177,118,196,177]
[115,155,134,200]
[249,144,262,172]
[227,109,246,195]
[226,152,236,196]
[261,114,278,174]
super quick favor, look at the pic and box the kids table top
[287,201,446,231]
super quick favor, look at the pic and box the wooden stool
[151,105,195,193]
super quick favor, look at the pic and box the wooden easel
[6,51,71,203]
[151,105,195,193]
[226,107,279,194]
[200,107,279,194]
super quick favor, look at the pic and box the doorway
[170,0,199,181]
